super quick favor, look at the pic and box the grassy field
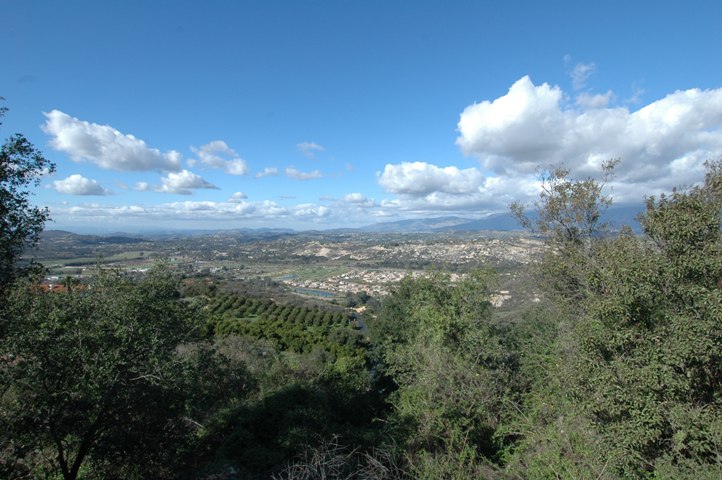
[274,265,351,282]
[41,251,154,270]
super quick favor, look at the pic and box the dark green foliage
[272,435,407,480]
[568,163,722,476]
[344,290,371,308]
[369,270,519,476]
[178,342,256,427]
[177,287,385,478]
[208,384,356,476]
[206,290,365,367]
[0,267,204,479]
[505,159,722,478]
[0,101,56,289]
[2,111,717,478]
[176,334,389,480]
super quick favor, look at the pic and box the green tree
[1,267,203,479]
[371,271,512,477]
[507,160,722,478]
[510,159,618,247]
[511,159,618,305]
[571,161,722,477]
[0,101,55,289]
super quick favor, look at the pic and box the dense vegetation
[0,101,55,290]
[0,106,720,479]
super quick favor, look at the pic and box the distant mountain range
[41,205,644,239]
[39,230,146,244]
[353,214,522,233]
[39,228,297,244]
[350,205,643,233]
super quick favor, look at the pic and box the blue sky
[2,0,722,232]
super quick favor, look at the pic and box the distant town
[32,226,544,309]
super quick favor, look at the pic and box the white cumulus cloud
[378,162,484,195]
[457,76,567,173]
[344,192,368,203]
[153,170,218,195]
[294,204,331,217]
[374,161,542,214]
[53,174,109,195]
[134,181,151,192]
[457,76,722,198]
[191,140,248,175]
[378,164,540,214]
[343,192,375,207]
[42,110,182,171]
[228,191,248,202]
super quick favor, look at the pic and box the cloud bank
[377,161,539,213]
[50,198,338,231]
[456,76,722,198]
[43,76,722,230]
[378,162,484,195]
[373,77,722,215]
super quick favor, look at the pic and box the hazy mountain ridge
[40,230,146,245]
[353,205,642,233]
[41,204,643,240]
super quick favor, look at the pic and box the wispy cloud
[285,166,322,180]
[571,62,596,90]
[191,140,248,175]
[297,141,325,159]
[575,90,615,109]
[255,167,279,178]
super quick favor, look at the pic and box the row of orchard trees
[208,293,350,331]
[206,291,369,367]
